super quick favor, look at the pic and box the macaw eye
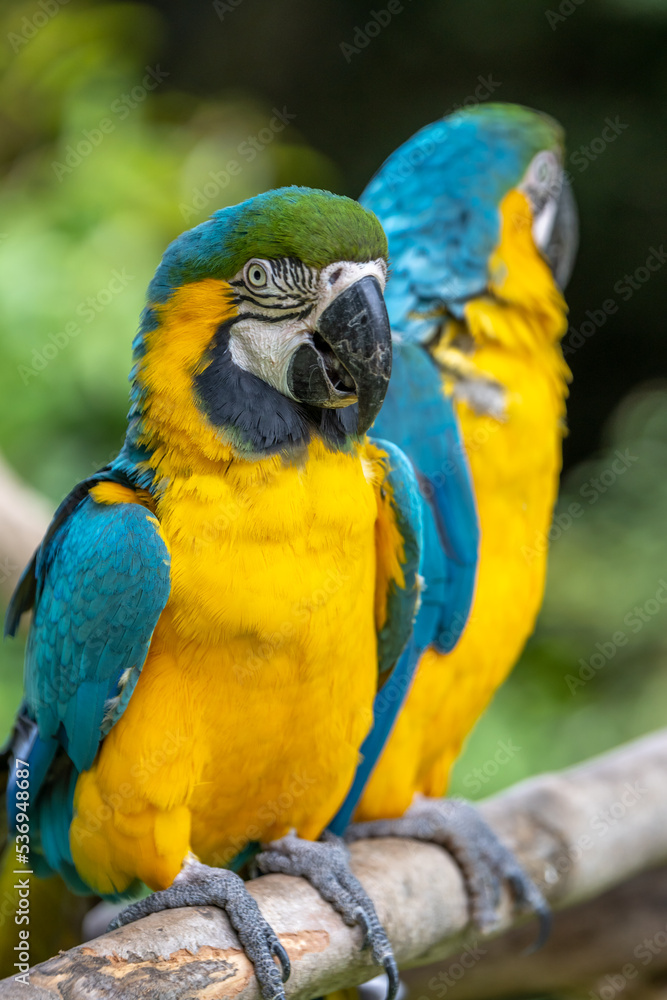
[245,261,268,288]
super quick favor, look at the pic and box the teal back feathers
[361,103,563,341]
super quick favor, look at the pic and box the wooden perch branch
[1,730,666,1000]
[403,864,667,1000]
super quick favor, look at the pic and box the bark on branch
[1,730,666,1000]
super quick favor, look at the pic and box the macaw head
[128,187,391,469]
[360,103,578,343]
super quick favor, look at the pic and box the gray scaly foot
[109,857,290,1000]
[347,797,550,947]
[257,831,399,1000]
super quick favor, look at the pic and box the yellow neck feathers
[435,188,571,418]
[136,279,244,478]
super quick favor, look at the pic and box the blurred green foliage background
[0,0,665,936]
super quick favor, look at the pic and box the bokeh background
[0,0,666,958]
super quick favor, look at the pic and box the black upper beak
[545,175,579,290]
[287,275,392,435]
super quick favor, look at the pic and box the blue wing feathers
[24,496,171,775]
[6,471,123,636]
[4,556,37,639]
[372,437,423,681]
[328,640,418,836]
[5,481,170,883]
[373,341,479,650]
[34,766,91,894]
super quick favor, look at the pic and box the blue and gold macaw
[334,104,578,935]
[3,186,432,998]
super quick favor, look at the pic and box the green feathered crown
[147,186,388,303]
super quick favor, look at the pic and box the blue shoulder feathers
[4,477,170,874]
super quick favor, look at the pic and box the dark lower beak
[287,275,392,435]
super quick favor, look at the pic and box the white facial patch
[228,258,387,398]
[532,196,559,250]
[519,149,563,252]
[316,259,387,311]
[229,314,313,396]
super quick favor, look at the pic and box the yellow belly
[356,345,566,820]
[70,442,380,895]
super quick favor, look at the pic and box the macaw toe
[346,797,550,949]
[108,858,290,1000]
[256,831,399,1000]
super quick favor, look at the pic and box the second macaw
[337,104,578,933]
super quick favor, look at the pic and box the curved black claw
[358,973,408,1000]
[347,797,550,948]
[108,858,290,1000]
[257,831,398,1000]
